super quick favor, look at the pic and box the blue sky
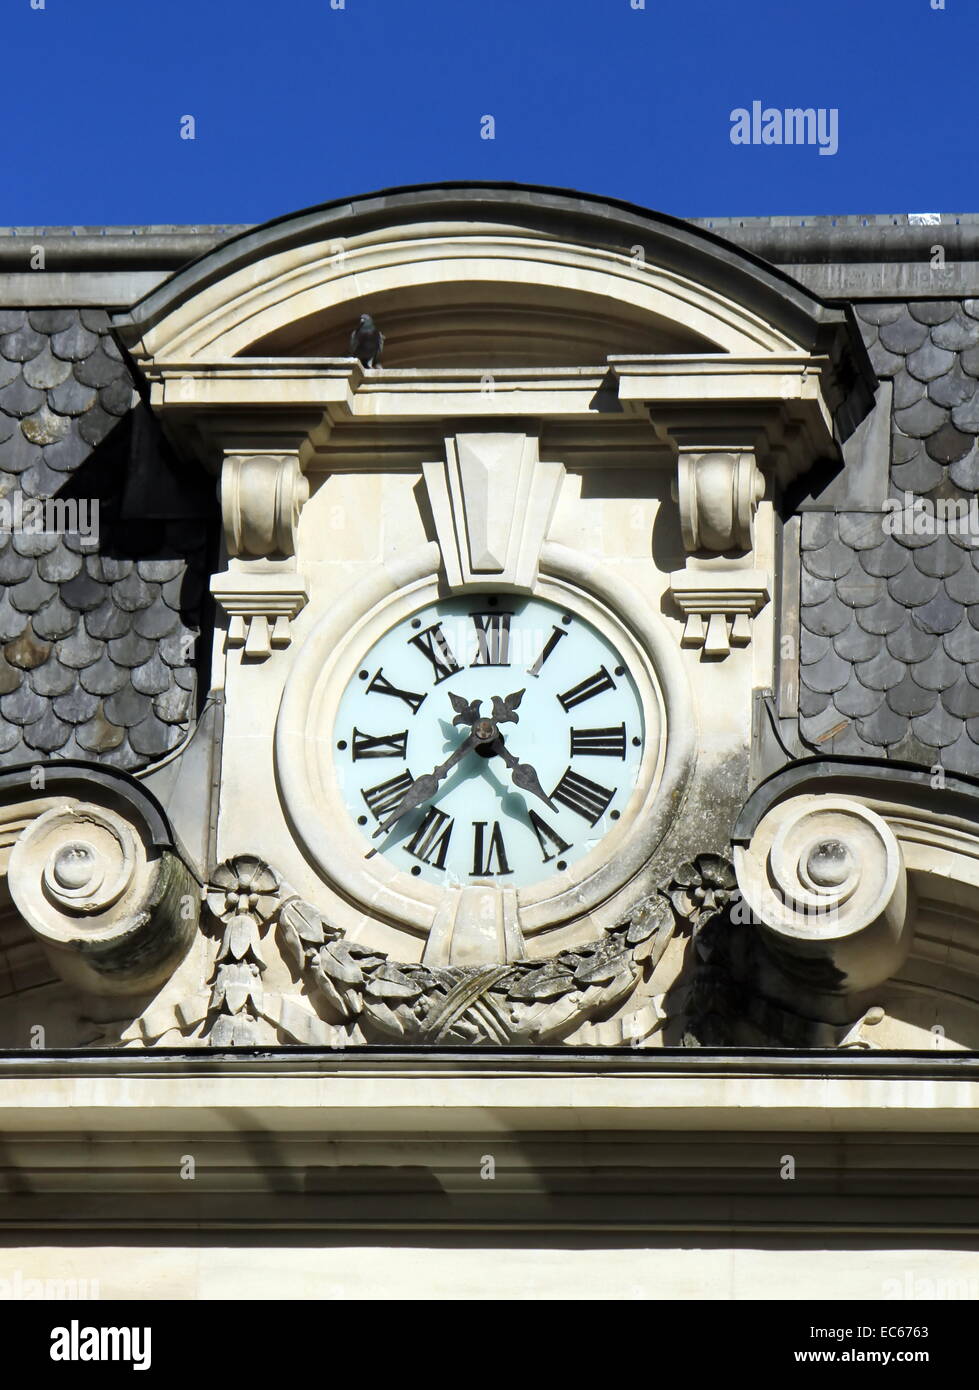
[3,0,974,226]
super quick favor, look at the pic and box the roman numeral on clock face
[472,821,512,876]
[351,728,409,760]
[367,668,426,715]
[570,723,627,759]
[409,622,462,683]
[527,808,572,864]
[550,768,616,825]
[470,611,512,667]
[527,624,567,677]
[557,665,616,711]
[362,769,414,820]
[405,806,454,869]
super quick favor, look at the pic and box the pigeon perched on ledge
[350,313,384,368]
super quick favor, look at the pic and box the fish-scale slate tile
[0,305,211,775]
[799,304,979,774]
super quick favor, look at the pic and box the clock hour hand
[365,731,478,855]
[487,736,556,812]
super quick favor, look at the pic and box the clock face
[333,594,645,888]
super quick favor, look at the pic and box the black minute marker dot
[410,866,421,876]
[561,614,571,625]
[337,740,347,750]
[556,860,567,871]
[610,809,620,820]
[632,736,641,747]
[615,666,625,676]
[359,670,368,680]
[411,618,421,629]
[357,815,367,826]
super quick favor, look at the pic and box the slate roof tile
[36,548,82,584]
[854,647,906,690]
[84,599,131,640]
[911,590,965,634]
[943,618,979,663]
[78,652,130,696]
[48,375,98,418]
[76,709,126,753]
[912,534,965,576]
[60,569,105,612]
[834,623,884,662]
[932,311,979,351]
[55,626,103,669]
[21,405,70,447]
[31,596,77,641]
[3,624,49,670]
[49,323,99,362]
[855,594,908,634]
[74,346,126,390]
[1,682,48,725]
[9,571,56,613]
[911,646,962,690]
[133,600,178,641]
[833,674,884,718]
[886,675,938,718]
[909,302,957,326]
[893,371,925,409]
[23,708,72,752]
[77,403,117,448]
[29,658,77,697]
[52,688,99,723]
[925,422,975,463]
[928,361,976,409]
[941,677,979,720]
[907,341,957,383]
[945,563,979,605]
[129,717,177,759]
[131,652,173,695]
[911,705,964,748]
[894,396,949,438]
[879,311,930,355]
[0,376,45,418]
[855,703,908,746]
[22,348,72,392]
[887,565,940,607]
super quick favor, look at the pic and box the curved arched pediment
[115,183,860,366]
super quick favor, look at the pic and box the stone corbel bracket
[669,568,770,658]
[423,431,564,593]
[734,793,912,994]
[211,451,310,659]
[675,447,765,553]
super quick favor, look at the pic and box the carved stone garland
[196,855,708,1047]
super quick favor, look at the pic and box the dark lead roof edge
[110,182,862,355]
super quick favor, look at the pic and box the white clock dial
[333,594,645,888]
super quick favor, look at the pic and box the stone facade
[0,186,977,1298]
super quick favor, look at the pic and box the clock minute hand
[488,737,556,812]
[365,731,478,856]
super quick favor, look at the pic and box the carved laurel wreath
[199,852,739,1047]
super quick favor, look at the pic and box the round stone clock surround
[275,541,695,950]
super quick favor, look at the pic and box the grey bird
[350,313,384,368]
